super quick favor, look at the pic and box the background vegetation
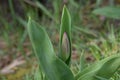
[0,0,120,80]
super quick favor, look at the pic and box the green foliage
[27,6,120,80]
[27,18,74,80]
[93,6,120,19]
[59,6,72,65]
[75,54,120,80]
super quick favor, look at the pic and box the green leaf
[93,6,120,19]
[59,6,72,65]
[75,54,120,80]
[27,18,74,80]
[79,51,86,71]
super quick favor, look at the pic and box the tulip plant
[27,6,120,80]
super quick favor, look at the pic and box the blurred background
[0,0,120,80]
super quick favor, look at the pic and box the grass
[0,0,120,80]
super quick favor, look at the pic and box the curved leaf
[93,6,120,19]
[75,54,120,80]
[27,19,74,80]
[59,6,72,65]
